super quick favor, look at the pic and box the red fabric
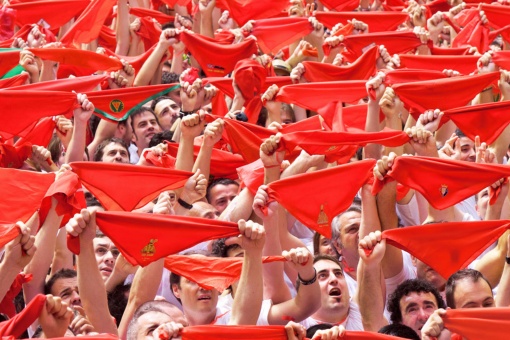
[28,48,122,73]
[60,0,117,45]
[0,90,77,136]
[211,91,229,116]
[319,0,359,11]
[391,72,500,115]
[0,169,55,226]
[8,0,89,29]
[429,44,471,55]
[13,117,56,149]
[237,159,264,195]
[164,255,286,292]
[233,59,266,123]
[178,30,258,77]
[425,0,450,16]
[315,11,409,32]
[493,51,510,71]
[136,17,162,51]
[382,220,510,279]
[398,54,479,75]
[145,141,246,180]
[302,45,378,82]
[452,14,489,53]
[265,160,376,238]
[481,4,510,30]
[279,129,409,163]
[443,308,510,339]
[340,31,422,63]
[214,0,290,26]
[0,273,32,318]
[103,46,156,75]
[275,81,368,111]
[0,224,21,251]
[7,74,108,92]
[70,162,192,211]
[251,17,312,54]
[0,73,28,89]
[0,49,21,78]
[442,101,510,145]
[383,69,448,86]
[129,7,173,24]
[87,211,240,266]
[86,83,179,122]
[0,294,46,338]
[0,143,32,168]
[97,25,117,52]
[206,76,292,99]
[39,171,86,230]
[372,156,510,210]
[0,6,16,42]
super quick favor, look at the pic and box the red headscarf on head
[264,160,376,238]
[314,11,408,32]
[233,59,267,123]
[8,0,89,29]
[251,17,313,54]
[70,162,192,211]
[382,220,510,280]
[397,54,479,75]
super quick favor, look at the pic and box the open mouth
[329,288,341,297]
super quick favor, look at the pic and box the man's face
[315,259,350,312]
[188,202,218,220]
[133,111,162,151]
[51,277,81,308]
[154,99,180,131]
[456,136,476,162]
[399,292,438,337]
[93,236,119,280]
[453,278,495,309]
[208,184,239,214]
[318,235,338,257]
[101,142,129,163]
[335,211,361,265]
[413,258,446,291]
[172,277,219,317]
[135,308,188,340]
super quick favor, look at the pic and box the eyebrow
[405,302,418,313]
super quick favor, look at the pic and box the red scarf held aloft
[319,0,360,11]
[391,71,500,114]
[205,76,292,99]
[74,212,241,266]
[275,81,368,112]
[451,13,489,53]
[251,17,312,54]
[493,51,510,71]
[97,25,117,52]
[372,156,510,210]
[8,0,89,29]
[13,117,55,149]
[0,143,32,169]
[397,54,479,75]
[443,308,510,339]
[103,45,157,75]
[264,160,376,238]
[0,90,77,137]
[60,0,117,46]
[382,220,510,281]
[0,73,29,89]
[0,49,22,78]
[278,129,409,163]
[233,59,267,124]
[164,255,286,292]
[177,30,258,77]
[0,24,56,49]
[302,45,378,82]
[70,162,192,211]
[214,0,290,26]
[0,294,46,338]
[136,16,163,51]
[383,69,448,86]
[0,273,32,318]
[28,48,123,73]
[7,74,108,93]
[129,6,174,24]
[314,11,408,32]
[237,159,265,195]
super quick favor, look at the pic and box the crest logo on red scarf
[439,184,448,197]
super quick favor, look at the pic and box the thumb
[224,236,242,247]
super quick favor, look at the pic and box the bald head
[188,201,218,219]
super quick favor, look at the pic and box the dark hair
[44,269,77,295]
[149,131,175,148]
[211,238,242,258]
[48,135,63,165]
[108,283,131,326]
[151,96,172,111]
[312,232,338,257]
[313,254,343,267]
[445,269,492,309]
[206,178,239,202]
[306,324,334,339]
[454,128,466,138]
[387,279,445,324]
[130,107,160,133]
[161,71,180,85]
[93,137,130,162]
[169,251,210,303]
[378,324,420,340]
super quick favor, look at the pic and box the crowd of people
[1,0,510,339]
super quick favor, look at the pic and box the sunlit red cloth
[27,48,122,72]
[206,76,292,99]
[129,7,174,24]
[443,308,510,339]
[372,156,510,210]
[164,255,286,291]
[0,24,56,49]
[136,16,163,50]
[178,30,257,77]
[6,74,108,92]
[251,17,312,54]
[493,51,510,71]
[382,220,510,279]
[70,162,192,211]
[319,0,360,11]
[425,0,450,16]
[275,81,368,111]
[0,294,46,338]
[233,59,266,123]
[451,13,489,53]
[391,72,500,114]
[0,143,32,168]
[0,6,16,42]
[0,48,21,78]
[429,44,472,55]
[8,0,89,29]
[214,0,290,26]
[314,11,409,32]
[80,212,240,265]
[237,159,264,195]
[13,117,55,149]
[0,73,29,89]
[60,0,117,45]
[302,45,378,82]
[103,45,157,74]
[264,159,376,238]
[383,69,448,86]
[397,54,479,75]
[0,273,32,318]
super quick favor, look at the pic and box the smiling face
[132,110,162,152]
[399,292,439,337]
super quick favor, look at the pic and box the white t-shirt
[300,300,363,331]
[215,294,272,325]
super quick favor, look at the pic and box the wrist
[177,197,193,210]
[298,268,317,285]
